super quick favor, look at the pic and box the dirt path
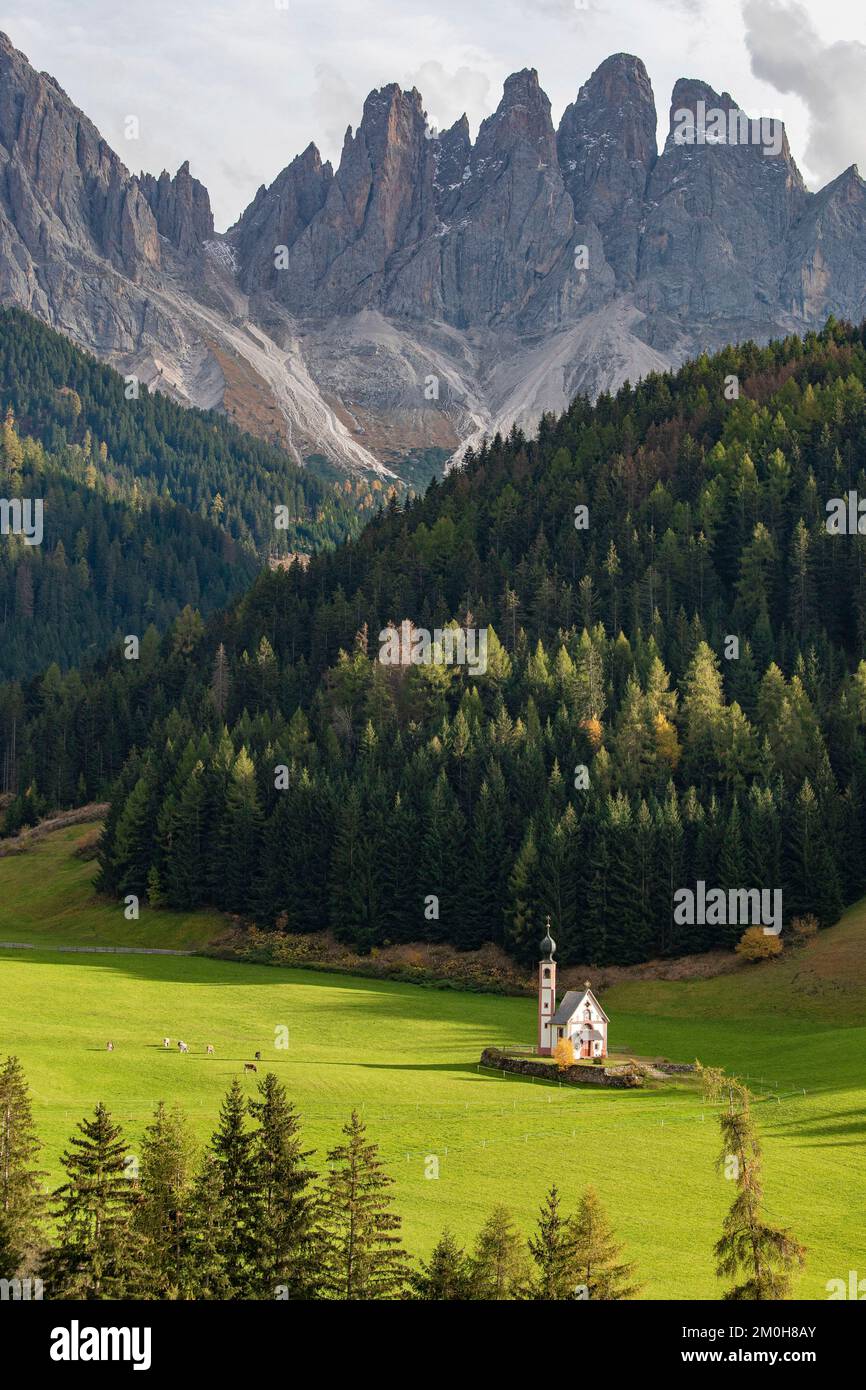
[0,942,193,956]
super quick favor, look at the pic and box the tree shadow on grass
[765,1106,866,1141]
[354,1060,486,1077]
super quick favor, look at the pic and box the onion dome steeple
[540,917,556,961]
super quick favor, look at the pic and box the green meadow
[1,825,863,1299]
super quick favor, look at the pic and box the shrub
[790,914,819,945]
[553,1037,575,1070]
[735,927,783,962]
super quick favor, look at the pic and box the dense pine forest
[0,414,259,678]
[5,319,866,964]
[0,310,371,679]
[0,308,362,555]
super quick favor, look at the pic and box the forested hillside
[0,309,369,679]
[0,413,258,678]
[5,320,866,965]
[0,309,362,555]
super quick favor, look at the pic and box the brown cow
[244,1062,257,1073]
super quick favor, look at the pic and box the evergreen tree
[181,1155,233,1300]
[318,1111,410,1300]
[526,1184,583,1300]
[468,1205,530,1300]
[42,1103,135,1299]
[133,1102,197,1298]
[202,1079,261,1297]
[0,1055,46,1277]
[161,762,207,908]
[702,1069,806,1299]
[421,770,467,944]
[461,778,506,950]
[412,1228,472,1300]
[504,822,543,962]
[248,1073,320,1298]
[220,749,264,913]
[784,779,843,926]
[570,1186,641,1300]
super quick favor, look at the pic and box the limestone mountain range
[1,30,864,480]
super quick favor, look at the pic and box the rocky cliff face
[139,161,214,258]
[557,53,657,288]
[0,30,160,296]
[1,29,865,481]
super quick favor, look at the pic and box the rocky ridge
[1,30,864,480]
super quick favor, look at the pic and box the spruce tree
[133,1101,197,1298]
[526,1184,583,1300]
[460,778,505,950]
[248,1073,320,1298]
[181,1155,232,1300]
[412,1228,472,1300]
[319,1110,409,1299]
[161,763,207,908]
[504,821,542,962]
[204,1078,261,1297]
[42,1103,135,1299]
[0,1055,46,1278]
[422,769,467,944]
[110,771,157,899]
[220,749,264,913]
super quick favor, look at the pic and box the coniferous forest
[3,319,866,963]
[0,309,365,553]
[0,313,367,677]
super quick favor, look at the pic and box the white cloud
[742,0,866,186]
[403,61,491,134]
[311,64,361,155]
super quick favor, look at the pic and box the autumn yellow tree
[735,927,782,962]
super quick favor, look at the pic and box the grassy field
[0,824,224,949]
[1,824,863,1299]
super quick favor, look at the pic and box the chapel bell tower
[537,918,557,1055]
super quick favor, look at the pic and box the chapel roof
[549,987,610,1027]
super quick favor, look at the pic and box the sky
[0,0,864,230]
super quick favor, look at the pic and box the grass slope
[0,826,863,1300]
[0,824,224,949]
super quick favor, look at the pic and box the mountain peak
[501,67,543,103]
[557,52,657,285]
[139,161,213,257]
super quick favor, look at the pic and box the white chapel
[537,919,609,1059]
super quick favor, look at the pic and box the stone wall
[480,1047,644,1088]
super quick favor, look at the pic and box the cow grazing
[106,1041,114,1051]
[254,1051,262,1061]
[163,1037,171,1049]
[244,1062,257,1073]
[178,1040,189,1054]
[206,1044,215,1056]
